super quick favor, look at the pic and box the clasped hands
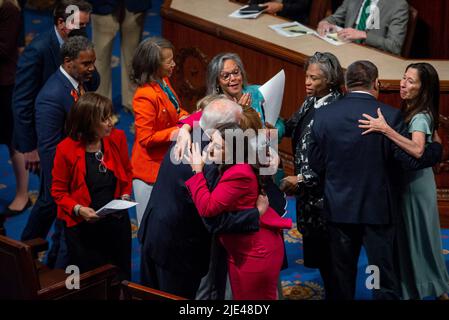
[317,21,367,42]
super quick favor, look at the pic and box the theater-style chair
[308,0,331,28]
[121,280,187,300]
[0,235,119,300]
[401,6,418,58]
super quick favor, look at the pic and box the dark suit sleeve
[390,112,442,170]
[202,209,260,234]
[12,44,44,152]
[308,119,325,176]
[35,91,67,179]
[279,0,311,22]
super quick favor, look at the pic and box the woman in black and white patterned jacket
[282,52,344,299]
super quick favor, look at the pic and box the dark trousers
[195,236,228,300]
[141,253,203,299]
[64,212,131,281]
[302,231,332,299]
[21,178,67,268]
[327,222,400,300]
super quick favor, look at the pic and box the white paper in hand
[258,70,285,126]
[96,199,138,217]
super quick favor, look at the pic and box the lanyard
[157,79,180,113]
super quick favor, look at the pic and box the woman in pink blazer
[185,122,292,300]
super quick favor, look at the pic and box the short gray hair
[61,36,94,61]
[305,52,344,93]
[131,37,174,86]
[200,98,243,131]
[206,53,248,95]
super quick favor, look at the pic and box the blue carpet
[1,2,448,300]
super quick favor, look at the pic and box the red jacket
[185,163,292,230]
[51,129,133,227]
[131,78,189,184]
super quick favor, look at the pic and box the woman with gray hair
[280,52,344,299]
[130,37,189,226]
[206,52,285,138]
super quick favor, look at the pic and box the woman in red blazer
[130,37,189,226]
[185,122,292,300]
[51,93,133,280]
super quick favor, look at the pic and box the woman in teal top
[205,52,285,140]
[359,62,449,300]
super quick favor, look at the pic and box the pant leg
[21,170,56,241]
[140,251,202,299]
[327,223,363,300]
[155,263,203,299]
[195,235,228,300]
[105,212,132,280]
[132,179,153,227]
[51,218,69,269]
[119,8,145,111]
[362,224,400,300]
[91,13,119,100]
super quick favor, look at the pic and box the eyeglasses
[94,150,107,173]
[220,68,241,82]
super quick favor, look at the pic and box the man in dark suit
[308,60,443,300]
[13,0,97,175]
[88,0,151,112]
[22,36,96,268]
[138,98,268,299]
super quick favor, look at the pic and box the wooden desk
[161,0,449,226]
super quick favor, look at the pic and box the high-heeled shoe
[438,293,449,300]
[2,198,32,218]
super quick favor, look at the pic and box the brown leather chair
[402,6,418,58]
[121,280,187,300]
[0,235,119,300]
[308,0,331,28]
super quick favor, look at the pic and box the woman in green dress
[359,62,449,300]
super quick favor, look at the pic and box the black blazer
[309,92,442,225]
[138,139,261,278]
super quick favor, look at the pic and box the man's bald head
[200,98,243,131]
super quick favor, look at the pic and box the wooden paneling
[408,0,449,59]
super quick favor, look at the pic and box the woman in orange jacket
[51,93,133,280]
[130,37,188,226]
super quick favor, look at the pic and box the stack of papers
[229,5,264,19]
[258,69,285,126]
[315,26,347,46]
[268,21,348,46]
[269,22,315,37]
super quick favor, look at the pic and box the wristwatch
[73,204,82,217]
